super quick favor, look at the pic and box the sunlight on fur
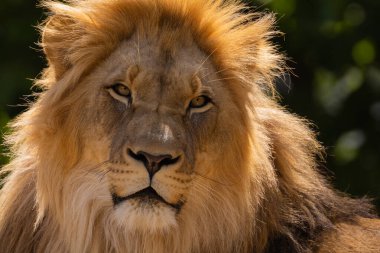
[0,0,379,253]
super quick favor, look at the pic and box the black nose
[128,149,179,178]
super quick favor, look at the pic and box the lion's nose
[127,149,179,178]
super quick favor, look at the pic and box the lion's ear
[41,14,84,79]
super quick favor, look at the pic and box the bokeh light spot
[352,39,376,66]
[344,3,366,27]
[314,67,363,115]
[334,130,366,164]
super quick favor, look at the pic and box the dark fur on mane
[266,207,375,253]
[264,178,376,253]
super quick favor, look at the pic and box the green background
[1,0,379,209]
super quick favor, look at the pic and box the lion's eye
[111,83,131,97]
[189,95,211,108]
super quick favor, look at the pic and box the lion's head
[1,0,377,253]
[36,1,274,250]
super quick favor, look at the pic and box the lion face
[68,33,245,233]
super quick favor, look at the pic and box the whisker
[192,180,218,195]
[191,180,231,202]
[200,67,230,79]
[206,76,237,83]
[194,48,217,76]
[83,160,110,178]
[193,171,236,187]
[99,169,112,182]
[136,32,141,65]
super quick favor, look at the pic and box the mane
[0,1,376,253]
[38,0,284,90]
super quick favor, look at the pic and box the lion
[0,0,379,252]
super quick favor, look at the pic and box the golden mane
[0,0,379,252]
[39,0,283,88]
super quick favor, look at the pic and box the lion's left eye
[111,83,131,97]
[189,95,211,109]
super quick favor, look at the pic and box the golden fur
[0,0,379,252]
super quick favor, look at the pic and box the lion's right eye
[110,83,131,97]
[189,95,211,109]
[107,83,132,105]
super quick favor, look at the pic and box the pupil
[193,97,206,107]
[118,85,128,94]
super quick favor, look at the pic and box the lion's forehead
[132,73,192,109]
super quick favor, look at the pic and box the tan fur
[318,218,380,253]
[0,0,379,252]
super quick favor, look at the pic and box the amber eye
[189,95,211,108]
[111,83,131,97]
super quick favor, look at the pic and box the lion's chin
[113,199,178,233]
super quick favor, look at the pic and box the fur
[0,0,379,252]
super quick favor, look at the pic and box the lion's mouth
[111,187,183,210]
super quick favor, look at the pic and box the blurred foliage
[0,0,379,208]
[252,0,380,208]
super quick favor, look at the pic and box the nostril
[160,156,179,167]
[128,149,147,164]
